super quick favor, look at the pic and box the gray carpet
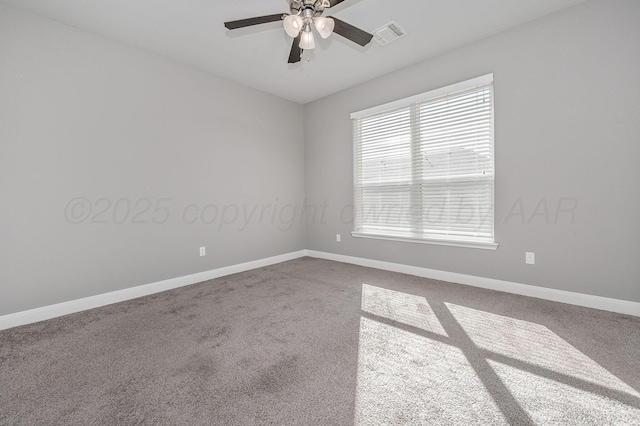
[1,257,639,425]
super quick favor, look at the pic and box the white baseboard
[305,250,640,317]
[2,248,638,330]
[0,250,307,330]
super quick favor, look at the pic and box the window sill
[351,232,499,250]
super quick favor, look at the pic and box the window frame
[350,74,498,250]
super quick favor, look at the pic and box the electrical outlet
[200,247,206,257]
[336,234,341,242]
[525,252,535,265]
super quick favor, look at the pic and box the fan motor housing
[290,0,327,18]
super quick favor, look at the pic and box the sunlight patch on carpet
[361,284,448,337]
[487,360,640,424]
[354,315,506,425]
[355,284,640,424]
[445,302,640,398]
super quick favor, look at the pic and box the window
[351,74,497,249]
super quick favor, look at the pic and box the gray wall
[304,0,640,302]
[0,5,306,316]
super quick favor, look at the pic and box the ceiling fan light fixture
[283,14,304,38]
[299,26,316,50]
[224,0,375,64]
[314,17,334,39]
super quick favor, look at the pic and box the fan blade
[288,34,303,63]
[327,0,347,6]
[224,14,285,30]
[330,17,373,47]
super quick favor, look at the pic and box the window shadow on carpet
[355,283,640,425]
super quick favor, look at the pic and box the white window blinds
[351,74,496,248]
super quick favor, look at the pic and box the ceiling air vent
[373,22,406,46]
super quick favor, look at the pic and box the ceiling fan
[224,0,374,64]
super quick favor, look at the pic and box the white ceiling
[2,0,585,104]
